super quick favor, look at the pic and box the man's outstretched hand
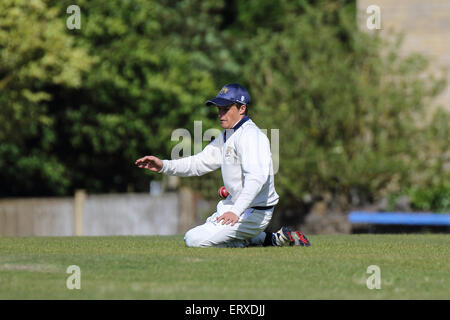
[135,156,163,172]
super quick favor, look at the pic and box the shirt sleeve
[160,138,222,176]
[230,128,271,216]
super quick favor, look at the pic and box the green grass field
[0,234,448,299]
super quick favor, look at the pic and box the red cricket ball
[218,186,229,199]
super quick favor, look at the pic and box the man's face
[217,104,245,129]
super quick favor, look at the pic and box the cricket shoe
[272,227,311,247]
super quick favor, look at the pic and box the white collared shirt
[160,119,279,216]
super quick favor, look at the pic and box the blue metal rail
[348,211,450,226]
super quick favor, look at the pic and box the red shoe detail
[296,231,310,246]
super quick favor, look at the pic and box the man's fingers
[136,159,150,165]
[216,214,238,226]
[137,161,151,168]
[136,156,156,167]
[217,215,227,224]
[136,156,153,164]
[135,156,147,164]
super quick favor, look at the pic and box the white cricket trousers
[184,199,273,248]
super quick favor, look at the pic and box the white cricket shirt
[160,118,279,217]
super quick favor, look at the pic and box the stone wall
[0,192,193,237]
[357,0,450,111]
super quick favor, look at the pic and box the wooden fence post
[178,187,197,234]
[74,190,86,236]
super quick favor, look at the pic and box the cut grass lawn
[0,234,448,299]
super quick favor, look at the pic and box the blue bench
[348,211,450,226]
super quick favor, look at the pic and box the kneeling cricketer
[136,83,310,248]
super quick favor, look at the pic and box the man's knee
[184,229,207,248]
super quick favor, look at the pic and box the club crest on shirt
[224,146,239,165]
[225,146,233,157]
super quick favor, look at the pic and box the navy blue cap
[205,83,251,106]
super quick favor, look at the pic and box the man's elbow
[244,174,268,191]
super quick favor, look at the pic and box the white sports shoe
[272,227,311,247]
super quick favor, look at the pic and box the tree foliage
[243,1,449,213]
[0,0,448,219]
[0,0,93,195]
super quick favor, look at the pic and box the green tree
[1,0,447,214]
[46,0,225,194]
[241,1,448,218]
[0,0,93,195]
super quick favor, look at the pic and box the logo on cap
[205,83,251,106]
